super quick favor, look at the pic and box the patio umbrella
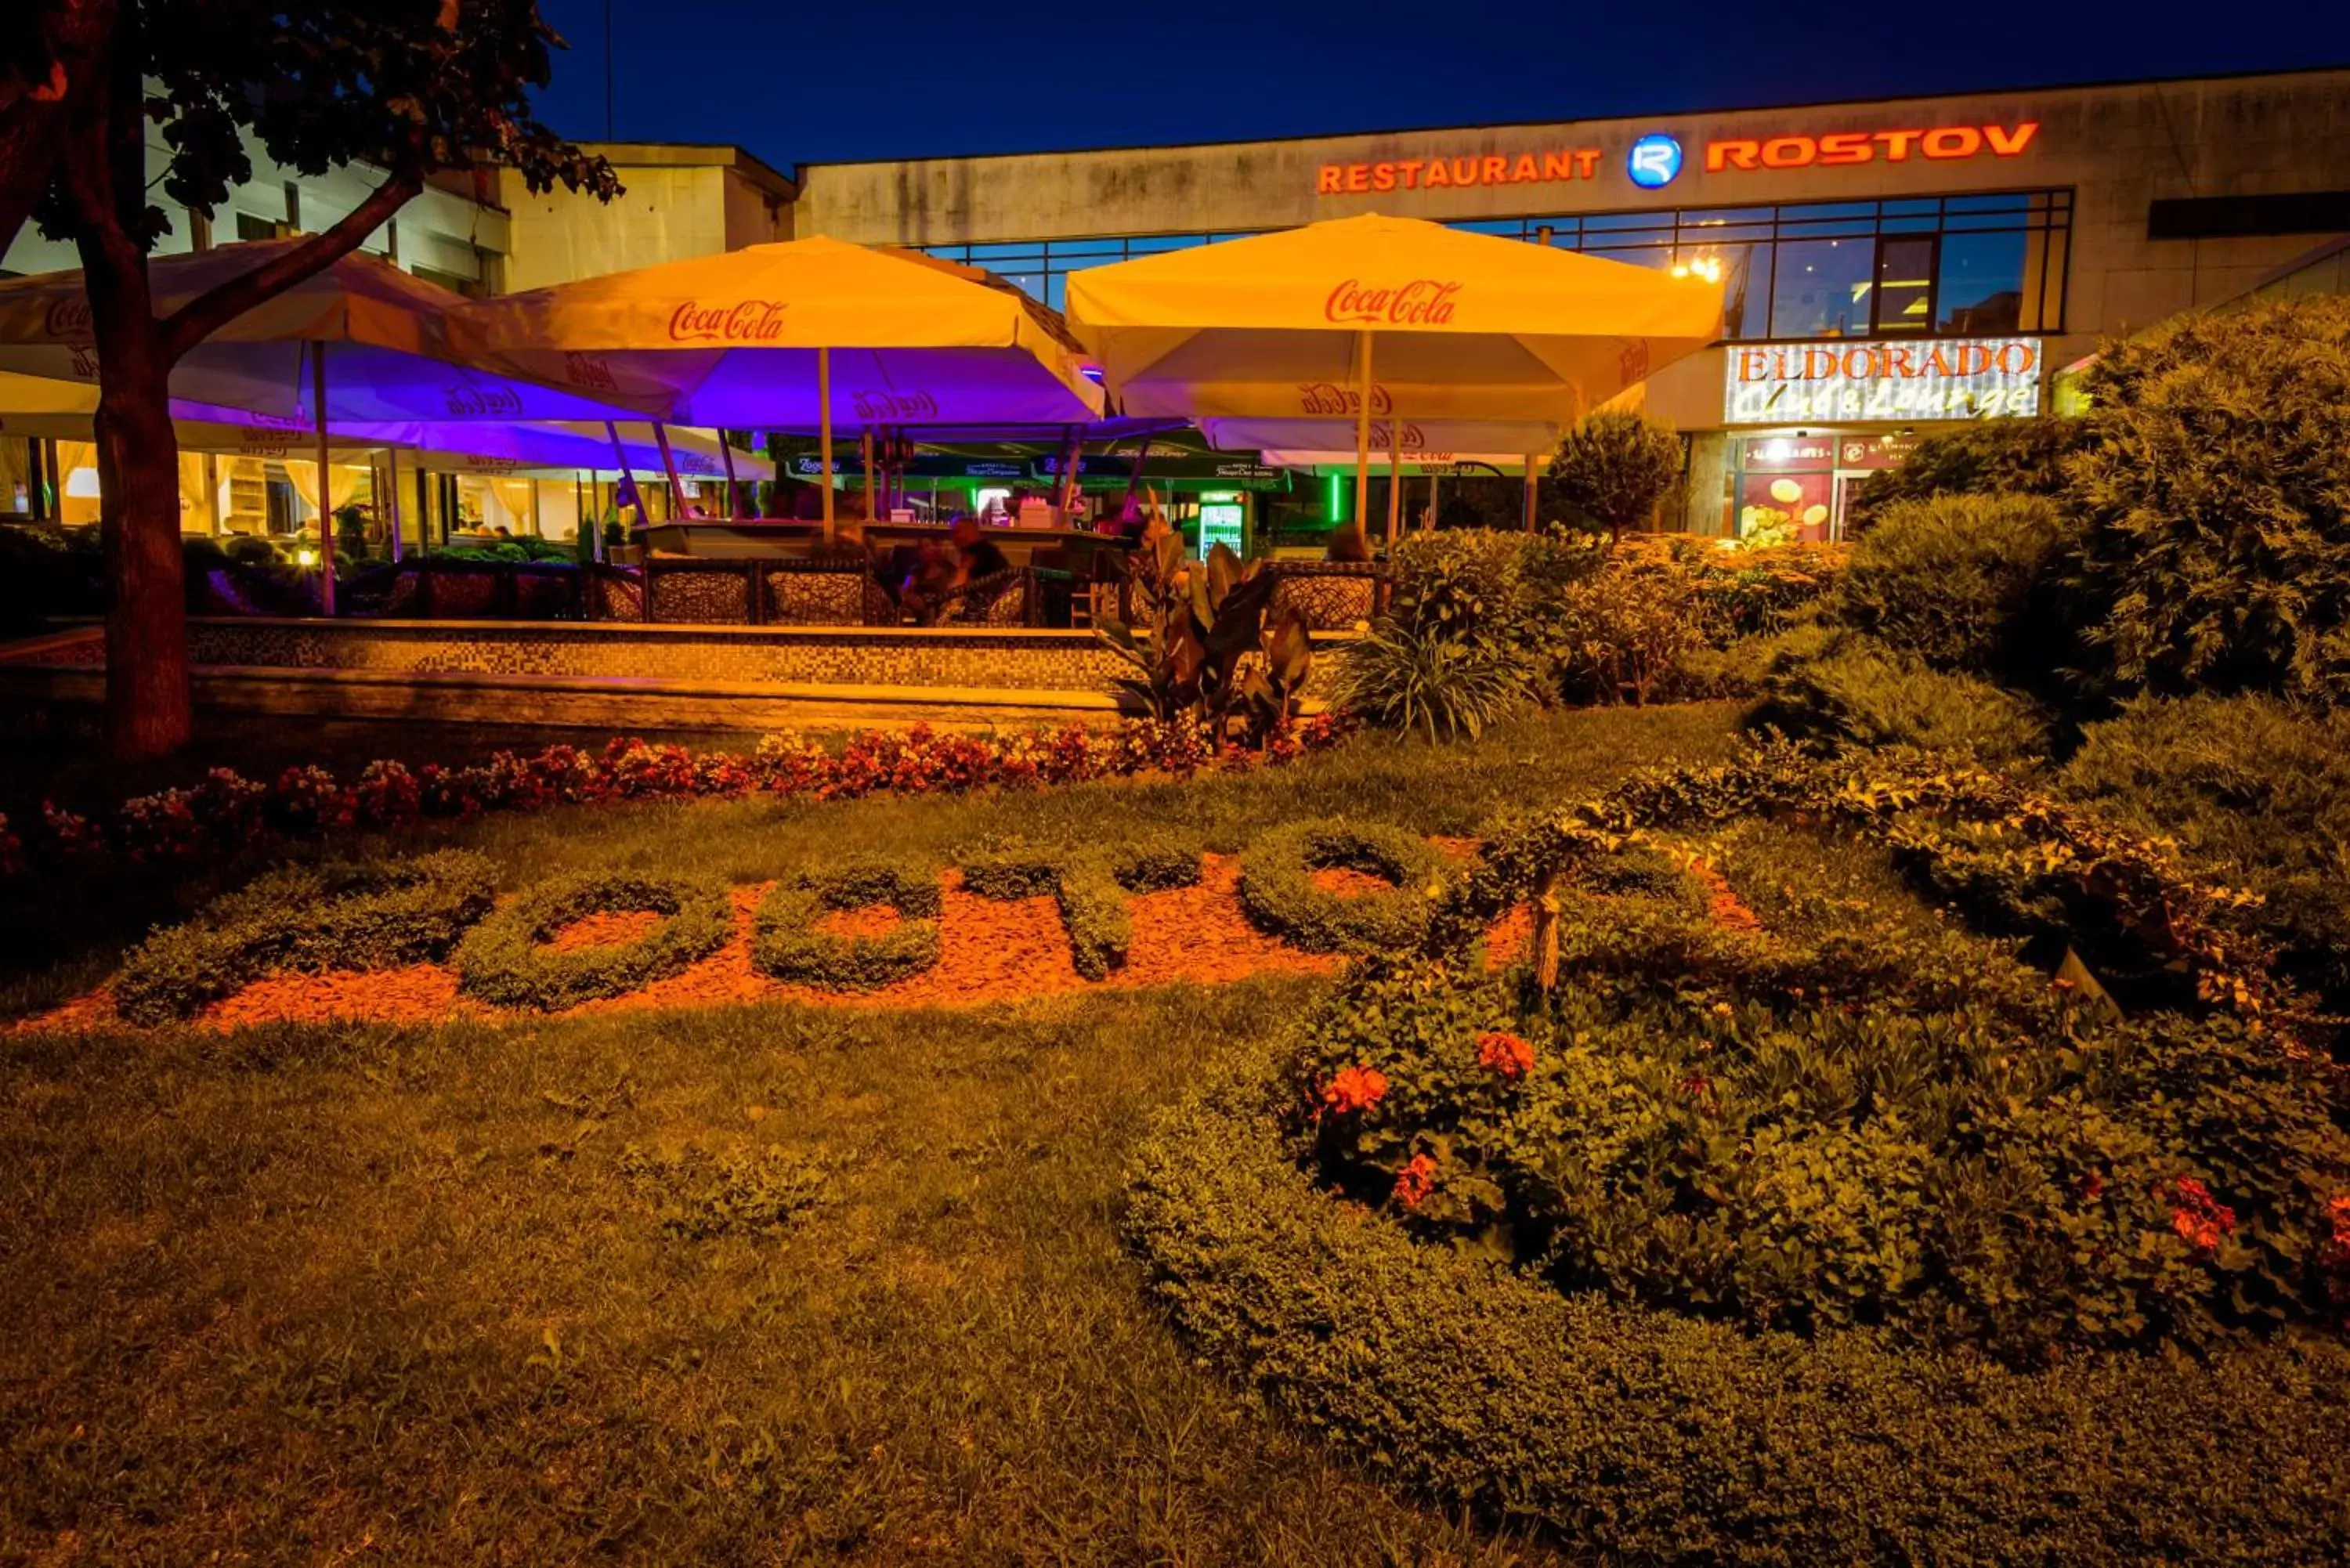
[448,237,1104,536]
[0,241,656,605]
[1067,214,1722,537]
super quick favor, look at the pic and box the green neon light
[1325,471,1344,522]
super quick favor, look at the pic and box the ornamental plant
[1544,411,1686,540]
[453,871,732,1010]
[1287,743,2350,1364]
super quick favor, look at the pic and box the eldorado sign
[1724,337,2044,424]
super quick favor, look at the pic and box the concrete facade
[497,143,797,293]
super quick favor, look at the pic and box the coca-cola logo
[1295,381,1394,417]
[563,352,617,392]
[849,388,938,421]
[465,458,526,475]
[667,298,790,343]
[443,382,523,417]
[1368,422,1427,452]
[68,345,99,380]
[1324,278,1461,327]
[43,298,92,339]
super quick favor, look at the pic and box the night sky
[530,0,2350,168]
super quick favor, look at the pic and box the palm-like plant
[1099,533,1313,742]
[1326,620,1524,742]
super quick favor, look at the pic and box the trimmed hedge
[749,862,942,990]
[1238,821,1449,953]
[454,871,732,1010]
[116,850,498,1024]
[961,839,1203,979]
[1124,1032,2350,1563]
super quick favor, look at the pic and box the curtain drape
[283,459,363,518]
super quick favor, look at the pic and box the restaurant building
[6,67,2348,542]
[785,64,2350,537]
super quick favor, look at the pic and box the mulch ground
[13,841,1744,1037]
[13,855,1461,1035]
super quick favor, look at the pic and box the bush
[1542,410,1684,539]
[116,850,497,1024]
[1546,547,1708,705]
[454,870,732,1010]
[748,862,942,990]
[1843,417,2085,532]
[1325,620,1528,742]
[1753,627,2051,764]
[2062,694,2350,1006]
[961,839,1202,980]
[2065,295,2350,702]
[222,535,280,568]
[1237,821,1450,953]
[1831,493,2073,678]
[1124,1031,2350,1563]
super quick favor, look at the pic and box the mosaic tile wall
[179,619,1130,693]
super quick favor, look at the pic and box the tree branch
[0,0,115,262]
[159,170,419,362]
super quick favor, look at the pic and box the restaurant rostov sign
[1725,338,2044,424]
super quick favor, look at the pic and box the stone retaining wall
[178,618,1131,692]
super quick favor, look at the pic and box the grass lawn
[0,703,1742,1563]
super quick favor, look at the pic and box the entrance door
[1831,472,1873,541]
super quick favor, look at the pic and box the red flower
[1393,1153,1437,1209]
[1475,1030,1534,1081]
[2081,1172,2106,1203]
[2330,1194,2350,1254]
[2167,1176,2236,1257]
[1321,1064,1389,1115]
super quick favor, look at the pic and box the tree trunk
[84,251,192,761]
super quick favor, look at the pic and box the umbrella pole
[1386,428,1401,552]
[819,347,835,543]
[652,421,696,520]
[718,430,741,518]
[1523,452,1539,533]
[861,426,875,523]
[1352,330,1374,530]
[1426,468,1439,533]
[604,421,641,549]
[313,341,337,617]
[385,447,403,563]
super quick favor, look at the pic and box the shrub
[1754,627,2051,764]
[1325,620,1528,742]
[1831,493,2073,677]
[1237,821,1449,953]
[1546,548,1707,705]
[115,850,497,1024]
[1542,410,1684,540]
[2064,295,2350,702]
[1124,1031,2350,1563]
[961,838,1202,980]
[748,862,942,990]
[454,871,732,1010]
[1843,417,2085,532]
[2062,695,2350,1006]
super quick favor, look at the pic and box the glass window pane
[1944,191,2034,213]
[1770,237,1873,338]
[1691,243,1771,340]
[1938,230,2027,334]
[1872,236,1936,333]
[1048,239,1126,257]
[1449,219,1524,236]
[1123,234,1207,254]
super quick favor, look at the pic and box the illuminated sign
[1725,338,2044,424]
[1627,134,1683,189]
[1316,150,1602,196]
[1706,122,2037,172]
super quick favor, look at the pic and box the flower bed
[1,716,1353,882]
[1237,821,1452,954]
[1123,742,2350,1554]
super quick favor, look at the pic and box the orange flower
[1393,1153,1437,1209]
[2167,1176,2236,1257]
[1475,1030,1535,1081]
[1321,1064,1389,1115]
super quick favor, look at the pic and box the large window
[924,189,2072,341]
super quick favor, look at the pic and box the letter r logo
[1627,134,1683,189]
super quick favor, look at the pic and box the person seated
[1324,519,1373,562]
[950,513,1010,585]
[898,537,955,624]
